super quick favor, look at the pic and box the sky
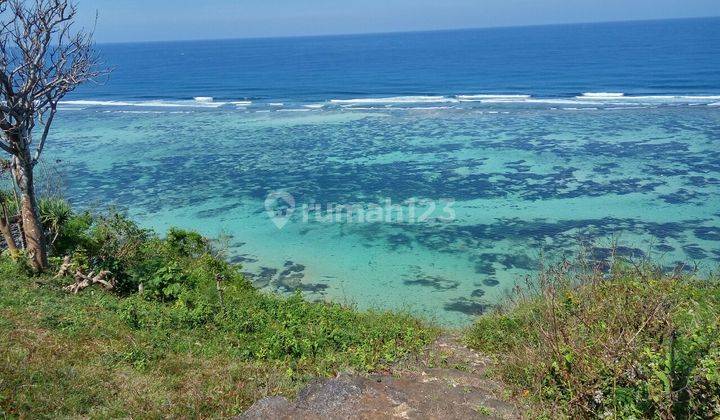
[77,0,720,43]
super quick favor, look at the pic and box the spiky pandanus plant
[38,197,71,247]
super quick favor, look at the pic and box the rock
[238,335,521,419]
[240,397,295,419]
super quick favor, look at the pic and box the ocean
[49,17,720,324]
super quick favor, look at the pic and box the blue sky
[78,0,720,43]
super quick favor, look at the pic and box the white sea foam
[477,94,720,106]
[579,92,625,98]
[394,106,452,110]
[60,93,720,112]
[457,94,531,102]
[575,94,720,104]
[330,96,458,105]
[457,95,599,105]
[60,99,227,108]
[106,110,167,114]
[630,95,720,101]
[478,97,598,105]
[61,100,136,107]
[341,107,384,111]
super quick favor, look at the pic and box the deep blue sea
[74,17,720,102]
[51,18,720,324]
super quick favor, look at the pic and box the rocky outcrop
[239,335,521,419]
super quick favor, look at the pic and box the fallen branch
[57,256,115,293]
[63,269,114,294]
[54,255,72,278]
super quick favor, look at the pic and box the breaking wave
[60,92,720,112]
[330,96,458,105]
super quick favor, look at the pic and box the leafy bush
[466,259,720,418]
[165,227,209,258]
[87,211,153,290]
[50,211,93,256]
[46,208,246,299]
[144,262,191,301]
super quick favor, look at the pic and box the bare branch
[0,140,12,154]
[0,0,110,162]
[32,100,55,165]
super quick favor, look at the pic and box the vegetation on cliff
[0,206,435,417]
[2,200,718,418]
[466,256,720,418]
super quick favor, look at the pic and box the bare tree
[0,0,107,270]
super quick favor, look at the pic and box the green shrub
[165,227,209,258]
[144,262,192,301]
[466,260,720,418]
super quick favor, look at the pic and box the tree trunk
[0,202,18,259]
[11,154,48,271]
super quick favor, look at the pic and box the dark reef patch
[682,244,707,260]
[195,202,243,218]
[244,266,278,288]
[230,254,258,264]
[695,227,720,241]
[471,288,486,298]
[404,275,460,291]
[654,244,675,253]
[474,260,497,275]
[615,246,646,259]
[387,233,413,250]
[659,188,706,205]
[482,277,500,287]
[444,298,490,316]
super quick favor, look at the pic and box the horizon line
[96,14,719,46]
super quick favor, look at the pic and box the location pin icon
[265,191,295,230]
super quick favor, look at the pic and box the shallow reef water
[48,104,720,324]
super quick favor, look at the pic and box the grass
[465,256,720,418]
[0,209,437,418]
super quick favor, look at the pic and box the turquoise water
[48,103,720,324]
[47,17,720,325]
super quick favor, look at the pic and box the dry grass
[466,255,720,418]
